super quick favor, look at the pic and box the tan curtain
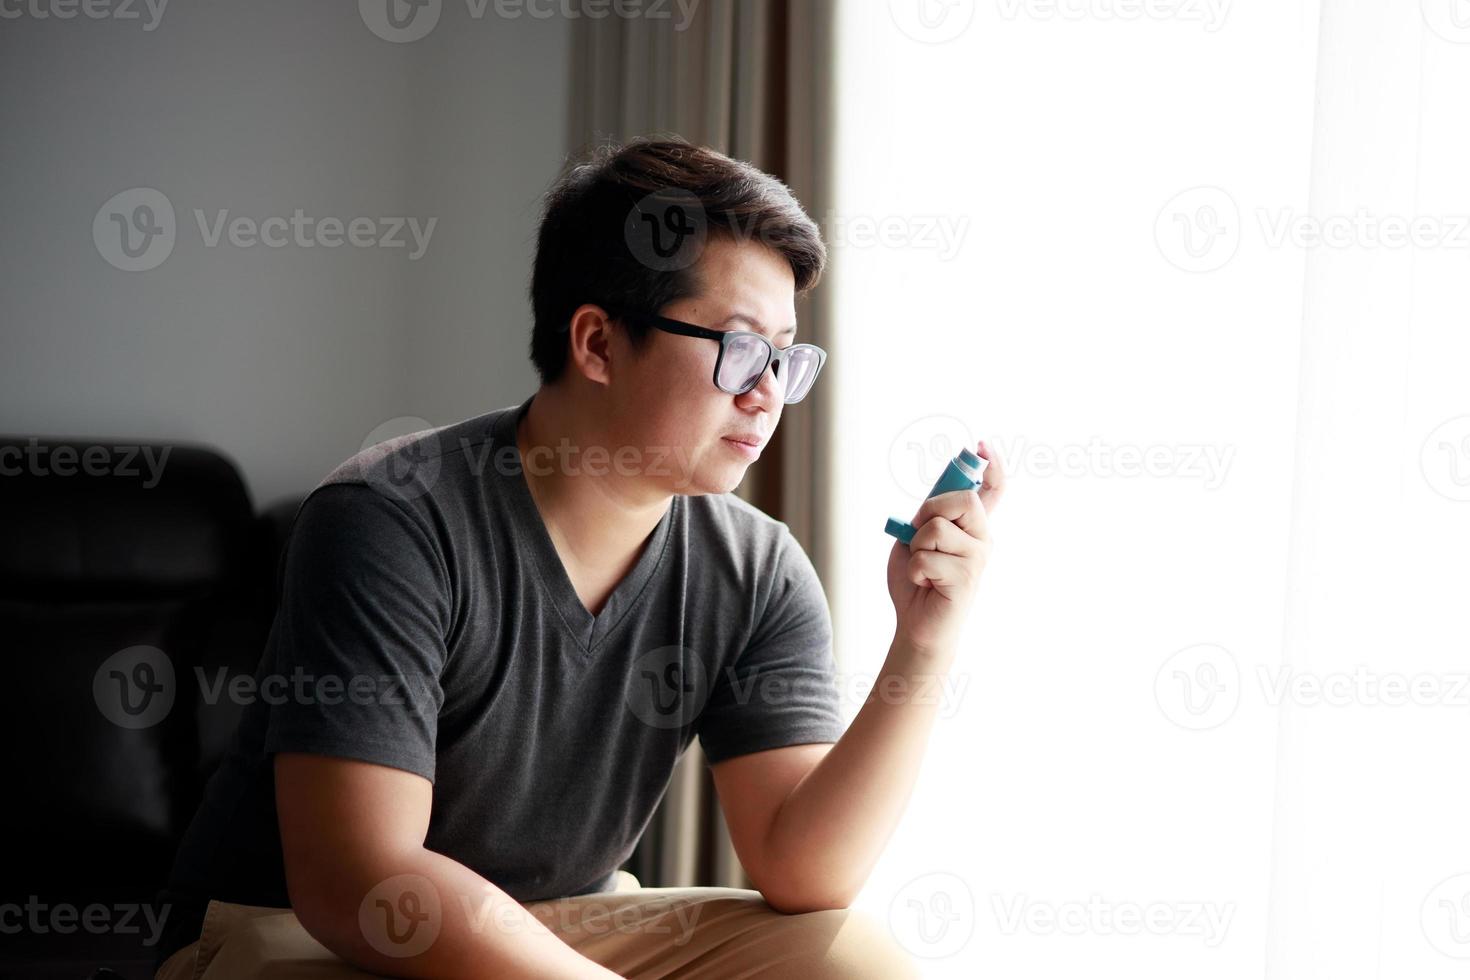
[567,0,840,891]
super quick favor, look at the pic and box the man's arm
[710,636,949,913]
[276,752,620,979]
[715,441,1004,913]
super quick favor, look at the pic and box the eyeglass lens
[717,334,821,403]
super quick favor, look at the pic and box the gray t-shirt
[158,393,846,964]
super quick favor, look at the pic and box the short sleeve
[697,528,847,766]
[262,483,450,782]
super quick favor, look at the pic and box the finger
[909,514,980,559]
[911,487,989,542]
[975,439,1006,513]
[906,548,976,598]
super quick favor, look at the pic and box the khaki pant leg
[525,885,923,980]
[156,879,922,980]
[152,900,379,980]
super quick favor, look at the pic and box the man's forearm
[295,846,620,979]
[760,635,958,912]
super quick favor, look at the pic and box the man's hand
[885,439,1005,657]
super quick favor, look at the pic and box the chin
[677,466,743,497]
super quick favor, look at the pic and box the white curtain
[828,2,1469,977]
[1266,1,1470,976]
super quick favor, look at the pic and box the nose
[740,354,787,407]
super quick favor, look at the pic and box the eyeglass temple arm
[618,310,725,342]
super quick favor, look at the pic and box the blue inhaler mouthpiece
[884,447,986,547]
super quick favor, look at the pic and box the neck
[515,385,672,577]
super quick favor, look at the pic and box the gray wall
[0,1,571,506]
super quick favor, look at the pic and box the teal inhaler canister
[884,447,987,546]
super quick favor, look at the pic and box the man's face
[610,236,798,497]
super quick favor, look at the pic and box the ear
[565,304,616,387]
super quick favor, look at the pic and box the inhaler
[884,447,987,546]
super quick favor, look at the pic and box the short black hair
[528,135,827,386]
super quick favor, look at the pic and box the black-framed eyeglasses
[617,310,828,404]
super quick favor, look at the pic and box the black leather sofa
[0,437,304,979]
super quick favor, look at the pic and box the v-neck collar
[491,394,678,655]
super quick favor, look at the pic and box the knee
[203,911,380,979]
[765,905,923,980]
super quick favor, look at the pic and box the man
[154,137,1003,978]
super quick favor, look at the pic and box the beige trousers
[153,872,921,979]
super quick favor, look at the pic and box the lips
[724,434,765,447]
